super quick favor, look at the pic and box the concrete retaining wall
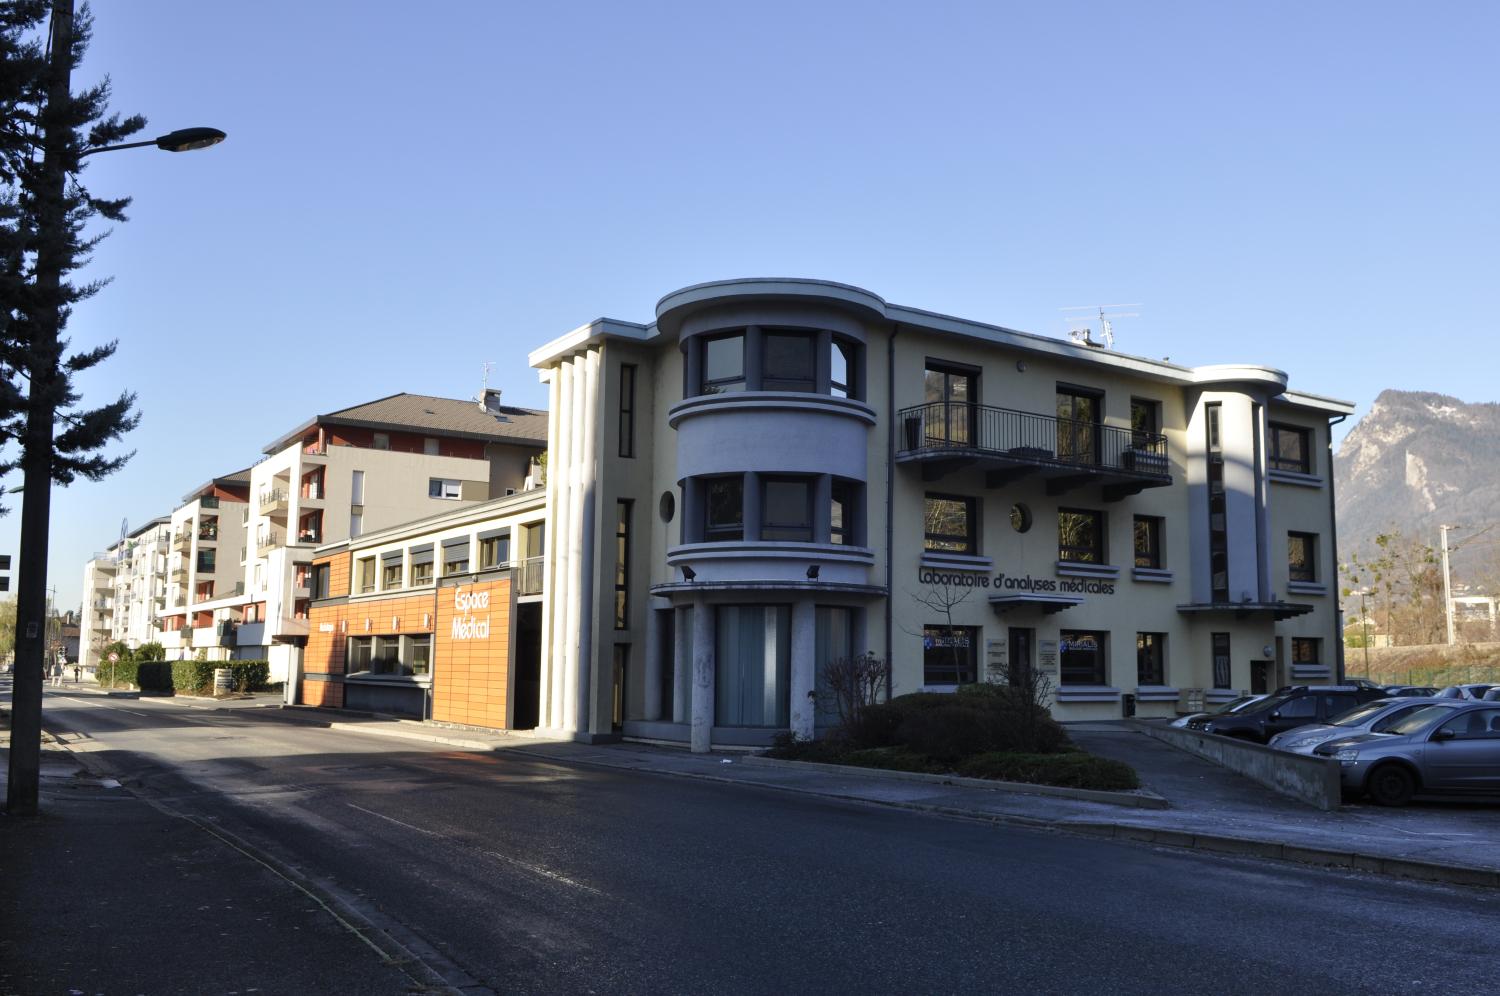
[1130,720,1342,811]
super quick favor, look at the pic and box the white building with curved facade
[524,279,1351,751]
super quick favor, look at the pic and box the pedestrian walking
[72,664,81,683]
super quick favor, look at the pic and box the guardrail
[897,401,1169,476]
[517,556,545,595]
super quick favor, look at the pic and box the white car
[1267,697,1438,755]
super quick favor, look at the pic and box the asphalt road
[25,687,1500,995]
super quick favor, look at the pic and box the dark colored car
[1314,701,1500,806]
[1385,685,1439,697]
[1187,685,1386,743]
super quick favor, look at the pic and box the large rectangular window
[1130,398,1161,447]
[405,634,432,677]
[762,477,812,542]
[1058,508,1105,563]
[1207,403,1228,601]
[1212,632,1232,689]
[923,625,977,685]
[702,334,746,394]
[614,500,631,629]
[1059,630,1107,686]
[763,332,817,392]
[442,538,470,576]
[715,605,790,727]
[409,545,434,587]
[1136,633,1166,686]
[348,636,373,672]
[924,494,976,554]
[1133,516,1163,569]
[704,477,744,542]
[923,364,975,446]
[1292,637,1321,666]
[310,563,331,599]
[356,557,376,594]
[429,478,461,500]
[1270,423,1312,474]
[619,364,636,458]
[478,530,510,570]
[381,552,403,590]
[830,338,857,399]
[1288,532,1317,583]
[1057,386,1101,465]
[830,479,857,546]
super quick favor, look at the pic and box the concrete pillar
[742,471,761,542]
[812,474,832,543]
[573,347,600,738]
[743,326,763,391]
[789,601,816,740]
[672,604,692,723]
[690,599,715,753]
[561,354,587,733]
[537,368,560,728]
[550,359,575,730]
[684,336,702,397]
[643,604,665,722]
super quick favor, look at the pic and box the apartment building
[156,469,251,662]
[78,517,171,669]
[241,392,547,688]
[526,279,1355,751]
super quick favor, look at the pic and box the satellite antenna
[1060,304,1142,350]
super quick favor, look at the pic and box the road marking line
[346,802,602,895]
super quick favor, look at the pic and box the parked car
[1267,698,1439,755]
[1484,687,1500,702]
[1169,693,1268,729]
[1187,685,1385,743]
[1435,684,1496,700]
[1384,685,1439,697]
[1314,701,1500,806]
[1344,678,1387,693]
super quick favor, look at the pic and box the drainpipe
[1327,412,1348,681]
[884,323,900,702]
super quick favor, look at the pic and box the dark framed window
[1292,637,1321,665]
[615,500,632,629]
[619,364,637,458]
[830,479,858,546]
[763,332,817,392]
[442,539,470,576]
[1057,386,1102,465]
[924,493,976,554]
[1060,630,1107,686]
[196,549,216,573]
[348,636,373,672]
[923,625,977,685]
[1058,508,1105,563]
[1130,398,1161,447]
[831,337,858,399]
[1212,632,1232,689]
[923,363,976,446]
[762,477,813,542]
[1288,532,1317,583]
[411,560,433,587]
[310,563,331,599]
[381,554,403,590]
[701,333,746,394]
[1206,403,1228,601]
[1270,423,1312,474]
[705,476,744,542]
[406,634,432,677]
[1136,633,1166,686]
[356,557,376,594]
[1133,516,1163,569]
[478,531,510,570]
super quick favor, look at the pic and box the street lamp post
[5,0,224,817]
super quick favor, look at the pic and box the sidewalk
[261,707,1500,889]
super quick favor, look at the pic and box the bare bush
[825,652,889,731]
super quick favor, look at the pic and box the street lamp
[4,0,227,820]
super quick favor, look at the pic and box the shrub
[134,661,174,693]
[957,751,1140,791]
[843,689,1071,760]
[172,659,216,695]
[229,659,270,692]
[135,641,166,662]
[843,692,954,748]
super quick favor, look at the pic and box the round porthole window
[1010,503,1032,533]
[659,490,676,523]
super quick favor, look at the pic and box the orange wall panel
[433,577,512,730]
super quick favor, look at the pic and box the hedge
[170,659,271,695]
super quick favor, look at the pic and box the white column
[537,367,561,729]
[573,347,600,737]
[548,360,575,730]
[643,605,665,722]
[561,353,589,733]
[789,601,816,740]
[691,599,715,754]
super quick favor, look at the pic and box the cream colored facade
[78,518,172,668]
[530,279,1355,751]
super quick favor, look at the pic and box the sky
[14,0,1499,610]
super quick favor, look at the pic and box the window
[411,559,434,587]
[196,549,216,573]
[830,338,857,398]
[1206,403,1228,601]
[429,478,461,500]
[1130,398,1160,448]
[1058,508,1105,563]
[702,333,745,394]
[924,494,976,554]
[1136,633,1166,686]
[442,539,470,576]
[704,477,744,542]
[762,477,812,542]
[1056,386,1101,465]
[763,332,816,392]
[1270,423,1312,474]
[923,364,975,446]
[356,557,376,594]
[373,433,390,450]
[1436,708,1500,740]
[1133,516,1163,569]
[381,553,403,590]
[614,500,631,629]
[423,437,439,456]
[1212,632,1232,689]
[1292,637,1321,666]
[1288,532,1317,583]
[351,470,365,505]
[478,531,510,569]
[349,512,363,538]
[619,364,637,458]
[716,605,791,726]
[830,479,857,545]
[1279,696,1318,719]
[405,634,432,677]
[1060,630,1107,686]
[923,625,977,685]
[311,563,331,599]
[348,636,373,672]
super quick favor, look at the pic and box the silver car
[1435,683,1496,700]
[1267,697,1438,755]
[1314,701,1500,806]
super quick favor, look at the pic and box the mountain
[1333,389,1500,580]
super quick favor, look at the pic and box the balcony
[197,527,218,543]
[169,564,189,582]
[200,495,220,509]
[255,529,281,556]
[172,532,192,553]
[258,488,288,516]
[517,556,546,596]
[895,402,1171,500]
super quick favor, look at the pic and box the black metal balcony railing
[897,402,1169,477]
[200,496,220,509]
[517,555,545,596]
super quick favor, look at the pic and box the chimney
[478,388,503,414]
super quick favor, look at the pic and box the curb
[736,754,1170,809]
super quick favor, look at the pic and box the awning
[1176,601,1314,621]
[988,593,1083,615]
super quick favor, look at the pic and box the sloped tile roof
[264,393,548,453]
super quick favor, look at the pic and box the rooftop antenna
[1059,303,1141,350]
[480,361,495,394]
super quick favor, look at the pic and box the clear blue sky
[18,0,1499,610]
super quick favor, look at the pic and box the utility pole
[7,0,74,818]
[1440,524,1459,647]
[1360,589,1370,673]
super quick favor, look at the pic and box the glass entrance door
[1008,627,1034,687]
